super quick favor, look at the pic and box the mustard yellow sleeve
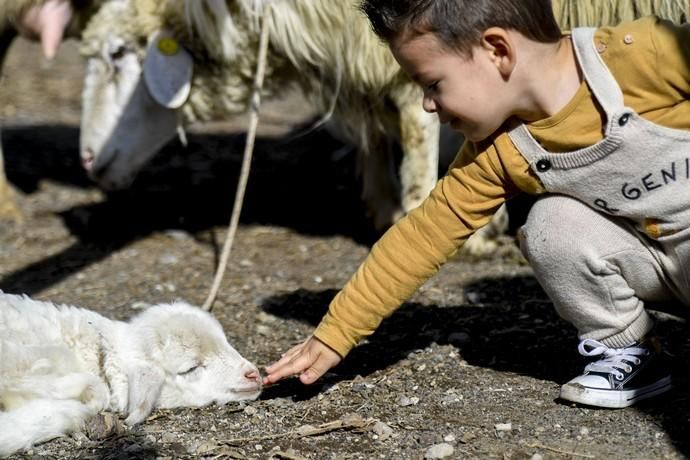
[650,16,690,98]
[313,141,516,357]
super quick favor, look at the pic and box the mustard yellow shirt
[314,16,690,357]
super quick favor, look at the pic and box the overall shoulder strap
[571,27,624,118]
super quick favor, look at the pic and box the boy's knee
[519,195,590,264]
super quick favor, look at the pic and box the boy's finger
[263,353,312,384]
[300,363,328,384]
[265,347,303,373]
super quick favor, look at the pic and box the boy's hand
[263,336,341,385]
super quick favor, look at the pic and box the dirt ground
[2,38,690,460]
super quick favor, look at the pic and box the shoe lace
[578,338,649,381]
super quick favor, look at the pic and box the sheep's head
[79,0,186,190]
[127,301,261,420]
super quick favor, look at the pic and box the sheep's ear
[124,364,165,426]
[143,30,193,109]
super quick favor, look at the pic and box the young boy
[264,0,690,408]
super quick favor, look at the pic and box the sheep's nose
[81,148,95,171]
[245,369,261,384]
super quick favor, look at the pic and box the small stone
[424,443,454,459]
[85,412,124,440]
[530,454,544,460]
[443,434,456,443]
[160,432,177,443]
[580,427,590,436]
[164,229,191,240]
[495,423,512,432]
[397,395,419,407]
[159,254,179,265]
[372,421,394,441]
[243,405,258,416]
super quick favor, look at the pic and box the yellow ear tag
[157,37,179,56]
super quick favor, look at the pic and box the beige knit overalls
[510,27,690,348]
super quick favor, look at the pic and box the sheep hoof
[85,412,124,440]
[0,190,23,224]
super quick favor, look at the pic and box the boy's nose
[422,96,436,114]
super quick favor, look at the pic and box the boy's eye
[427,81,439,92]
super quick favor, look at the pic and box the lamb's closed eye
[178,364,203,376]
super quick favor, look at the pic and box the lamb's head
[129,301,262,412]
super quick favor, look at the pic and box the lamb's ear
[143,30,193,109]
[124,364,165,426]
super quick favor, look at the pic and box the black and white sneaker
[559,337,672,408]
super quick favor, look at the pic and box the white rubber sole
[559,376,672,408]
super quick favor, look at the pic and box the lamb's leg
[390,84,440,213]
[0,399,95,457]
[3,373,110,414]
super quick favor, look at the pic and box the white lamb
[0,292,262,458]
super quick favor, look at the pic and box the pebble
[397,395,420,406]
[160,432,177,443]
[164,229,191,240]
[158,254,179,265]
[243,405,258,416]
[495,423,512,432]
[372,421,394,441]
[424,443,455,459]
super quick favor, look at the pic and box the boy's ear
[481,27,516,79]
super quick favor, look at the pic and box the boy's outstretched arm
[263,336,342,385]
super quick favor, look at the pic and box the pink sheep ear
[143,31,194,109]
[18,0,73,59]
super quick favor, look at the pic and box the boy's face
[391,31,511,142]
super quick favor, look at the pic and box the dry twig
[223,414,375,445]
[523,441,595,458]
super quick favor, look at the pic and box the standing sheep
[78,0,440,232]
[77,0,690,253]
[0,0,102,221]
[0,292,262,458]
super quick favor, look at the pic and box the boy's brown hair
[361,0,562,56]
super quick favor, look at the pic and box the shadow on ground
[1,122,377,294]
[2,122,373,240]
[261,276,690,456]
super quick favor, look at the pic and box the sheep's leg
[0,136,23,222]
[359,139,404,232]
[462,203,510,257]
[0,29,23,223]
[390,85,439,213]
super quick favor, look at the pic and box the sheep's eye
[110,46,128,61]
[179,364,201,376]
